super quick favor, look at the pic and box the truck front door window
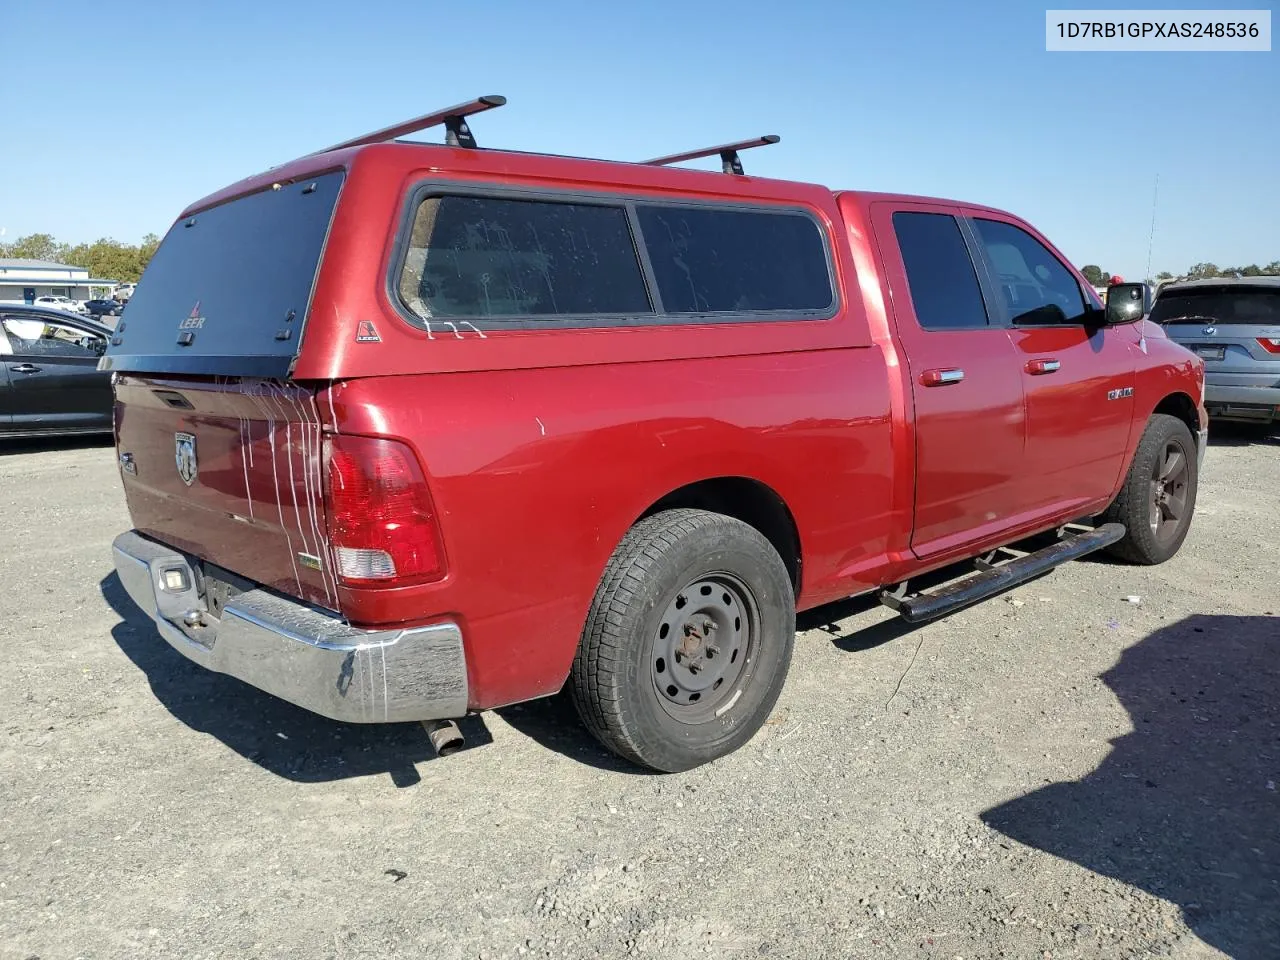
[972,219,1087,326]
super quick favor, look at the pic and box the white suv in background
[33,296,88,315]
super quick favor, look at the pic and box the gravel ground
[1,429,1276,960]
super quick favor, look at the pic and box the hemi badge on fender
[1107,386,1135,401]
[297,553,323,571]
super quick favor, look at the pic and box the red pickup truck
[106,97,1205,772]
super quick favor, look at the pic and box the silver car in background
[1150,277,1280,430]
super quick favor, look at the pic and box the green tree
[1080,264,1106,286]
[58,237,156,283]
[1186,263,1221,281]
[1,233,64,262]
[0,231,160,283]
[1155,271,1174,281]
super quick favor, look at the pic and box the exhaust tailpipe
[423,719,465,757]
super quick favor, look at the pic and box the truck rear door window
[396,195,653,321]
[892,212,990,331]
[635,205,833,315]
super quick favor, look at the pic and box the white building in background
[0,259,118,305]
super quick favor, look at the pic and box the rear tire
[1102,413,1199,564]
[569,509,795,772]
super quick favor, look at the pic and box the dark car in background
[0,305,113,438]
[84,298,125,318]
[1151,277,1280,431]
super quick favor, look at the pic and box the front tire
[1102,413,1199,564]
[569,509,796,772]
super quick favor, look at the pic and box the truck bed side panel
[330,349,895,710]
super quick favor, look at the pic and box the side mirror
[1104,282,1150,326]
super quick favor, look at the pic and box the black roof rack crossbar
[643,135,780,175]
[310,94,507,156]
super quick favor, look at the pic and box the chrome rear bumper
[111,530,468,723]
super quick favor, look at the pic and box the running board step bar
[879,523,1126,623]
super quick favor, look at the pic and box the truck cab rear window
[395,192,835,326]
[397,196,652,321]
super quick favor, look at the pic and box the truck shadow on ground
[797,593,921,651]
[495,694,660,774]
[100,572,493,788]
[495,594,935,771]
[982,614,1280,960]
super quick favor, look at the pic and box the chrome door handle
[920,367,965,387]
[1026,359,1061,375]
[10,363,41,374]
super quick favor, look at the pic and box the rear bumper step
[111,530,468,723]
[880,523,1126,623]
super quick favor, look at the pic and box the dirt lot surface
[1,430,1277,960]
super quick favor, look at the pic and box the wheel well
[642,478,802,593]
[1154,392,1200,435]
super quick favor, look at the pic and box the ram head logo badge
[175,432,198,486]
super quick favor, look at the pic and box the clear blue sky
[2,0,1276,278]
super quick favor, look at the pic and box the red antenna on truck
[643,135,781,175]
[309,94,508,155]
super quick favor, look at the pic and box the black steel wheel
[1103,413,1199,565]
[651,573,758,720]
[570,509,795,772]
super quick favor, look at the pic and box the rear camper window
[396,195,653,322]
[394,190,836,328]
[635,204,834,315]
[102,172,343,377]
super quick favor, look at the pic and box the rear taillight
[325,435,446,587]
[1257,338,1280,354]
